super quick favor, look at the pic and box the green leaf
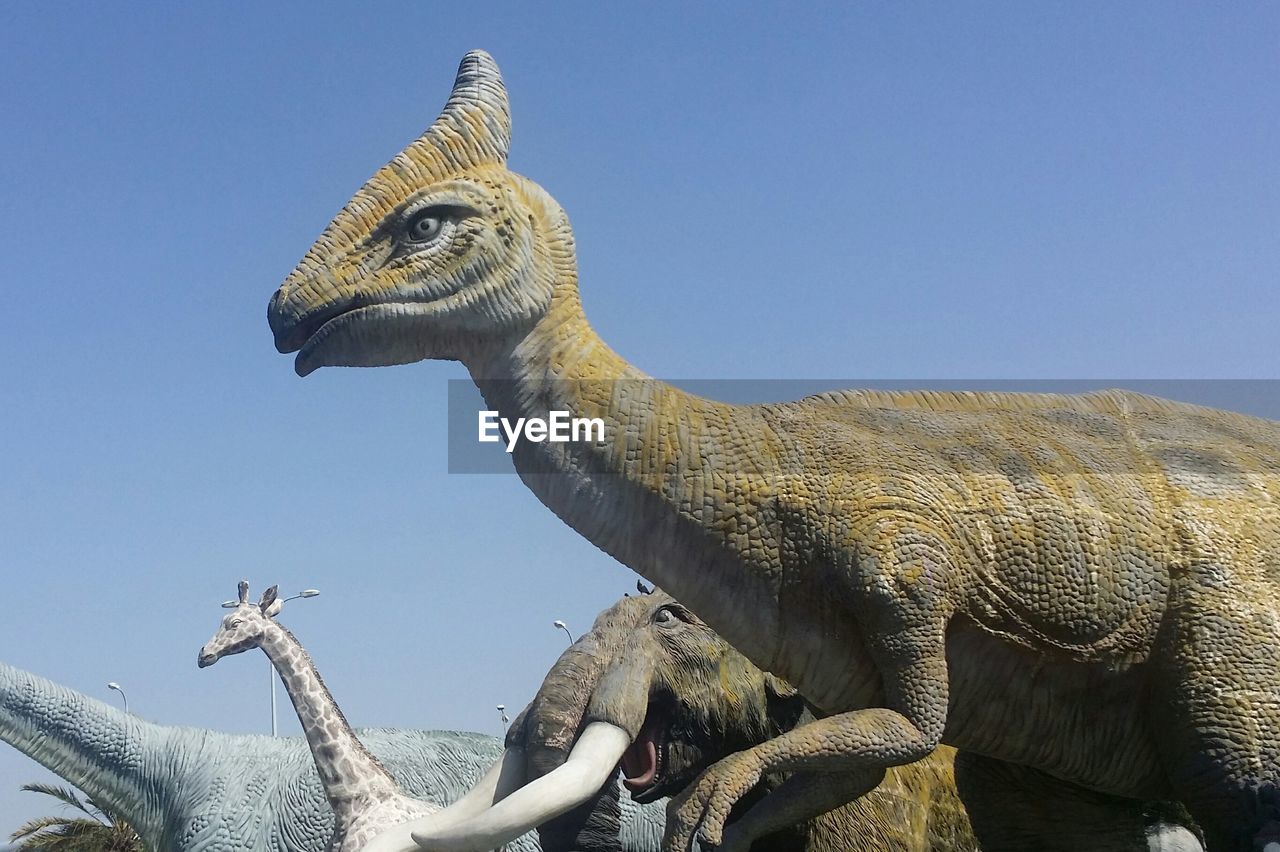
[10,782,145,851]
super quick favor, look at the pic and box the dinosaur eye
[404,208,447,243]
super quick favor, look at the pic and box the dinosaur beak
[266,50,513,380]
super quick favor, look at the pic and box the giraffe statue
[198,581,442,852]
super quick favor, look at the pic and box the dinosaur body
[0,658,664,852]
[267,52,1280,851]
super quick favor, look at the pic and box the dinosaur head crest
[428,49,511,167]
[268,50,574,377]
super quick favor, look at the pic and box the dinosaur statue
[266,51,1280,851]
[0,657,664,851]
[198,581,443,850]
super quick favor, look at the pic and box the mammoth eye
[653,607,677,626]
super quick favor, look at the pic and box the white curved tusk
[404,721,630,852]
[360,747,526,852]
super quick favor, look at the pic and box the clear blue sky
[1,1,1277,834]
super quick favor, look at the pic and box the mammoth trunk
[511,617,642,780]
[509,618,654,852]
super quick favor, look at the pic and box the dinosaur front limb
[664,521,956,852]
[663,703,942,851]
[716,769,885,852]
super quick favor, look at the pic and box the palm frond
[17,784,93,817]
[10,815,70,840]
[11,782,145,851]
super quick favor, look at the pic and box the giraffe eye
[230,618,243,628]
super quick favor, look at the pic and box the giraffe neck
[259,625,398,813]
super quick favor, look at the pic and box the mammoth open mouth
[620,710,667,803]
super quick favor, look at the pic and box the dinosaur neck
[0,661,170,844]
[469,286,786,667]
[259,626,399,812]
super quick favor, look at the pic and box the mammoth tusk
[360,747,527,852]
[412,722,630,851]
[368,722,630,852]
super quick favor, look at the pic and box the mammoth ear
[503,702,531,750]
[421,50,511,169]
[237,580,250,604]
[764,673,799,700]
[259,585,279,613]
[764,673,806,732]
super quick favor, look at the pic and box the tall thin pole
[270,663,278,737]
[106,682,129,714]
[265,588,320,736]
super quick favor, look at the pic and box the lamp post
[106,682,129,714]
[552,620,574,644]
[224,588,320,736]
[497,704,509,736]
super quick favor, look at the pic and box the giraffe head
[198,581,281,668]
[267,50,577,377]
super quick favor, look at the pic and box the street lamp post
[552,620,574,644]
[224,588,320,736]
[497,704,509,737]
[106,682,129,714]
[270,660,278,737]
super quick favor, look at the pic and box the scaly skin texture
[511,588,977,852]
[0,658,533,851]
[266,51,1280,851]
[0,659,663,852]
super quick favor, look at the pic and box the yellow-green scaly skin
[267,52,1280,851]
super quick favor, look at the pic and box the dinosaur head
[267,50,575,377]
[198,582,280,667]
